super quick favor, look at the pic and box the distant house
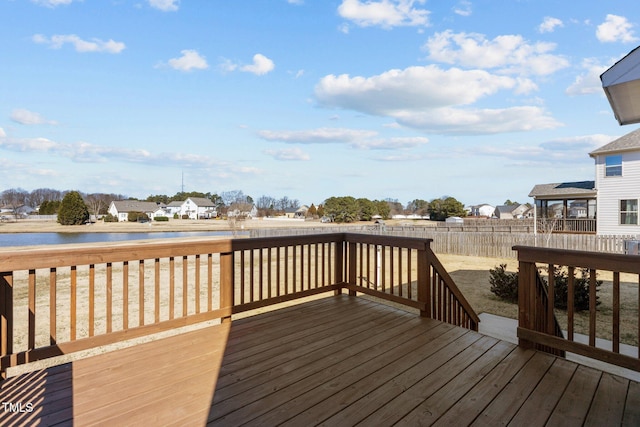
[180,197,217,220]
[164,201,183,217]
[283,205,308,219]
[589,128,640,235]
[108,201,161,222]
[493,204,529,219]
[467,204,495,218]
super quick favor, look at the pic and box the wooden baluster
[106,263,112,334]
[589,269,597,347]
[547,264,555,336]
[70,267,76,341]
[182,256,188,317]
[169,257,174,320]
[195,255,200,314]
[50,268,57,344]
[567,266,574,342]
[123,261,129,329]
[29,269,36,350]
[208,254,213,312]
[88,265,95,337]
[155,258,161,322]
[139,260,145,326]
[612,271,620,353]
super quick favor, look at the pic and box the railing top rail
[230,233,345,251]
[344,232,433,250]
[513,245,640,274]
[0,238,236,271]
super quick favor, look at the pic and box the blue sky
[1,0,640,207]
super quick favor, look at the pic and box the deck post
[348,241,357,296]
[220,252,234,323]
[417,243,431,318]
[1,272,13,380]
[333,238,344,295]
[518,259,535,349]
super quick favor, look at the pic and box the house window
[620,199,638,225]
[605,155,622,177]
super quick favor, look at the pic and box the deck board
[1,294,639,426]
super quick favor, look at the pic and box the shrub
[489,264,601,311]
[103,213,118,222]
[544,267,601,311]
[154,216,169,222]
[489,264,519,303]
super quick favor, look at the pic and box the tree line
[0,187,469,224]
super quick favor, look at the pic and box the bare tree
[1,188,29,219]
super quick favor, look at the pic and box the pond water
[0,231,244,248]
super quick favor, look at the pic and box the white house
[108,201,161,222]
[589,128,640,235]
[180,197,217,219]
[467,204,495,217]
[164,201,183,217]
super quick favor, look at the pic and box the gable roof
[111,200,159,213]
[186,197,215,207]
[589,128,640,156]
[528,181,596,198]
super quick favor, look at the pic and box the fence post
[220,252,234,323]
[417,243,431,318]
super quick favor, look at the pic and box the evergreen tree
[57,191,90,225]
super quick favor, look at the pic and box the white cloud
[32,34,125,53]
[337,0,429,29]
[315,65,562,134]
[10,109,58,125]
[31,0,75,7]
[473,134,616,164]
[0,135,262,177]
[596,14,638,43]
[240,54,275,75]
[287,0,304,4]
[258,127,428,150]
[148,0,179,12]
[538,17,563,33]
[565,58,610,96]
[259,127,377,144]
[453,0,471,17]
[264,147,310,161]
[0,128,6,138]
[167,49,209,71]
[395,106,561,134]
[316,65,527,114]
[424,31,569,76]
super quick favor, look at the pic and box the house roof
[589,127,640,156]
[186,197,215,207]
[111,200,159,212]
[528,181,596,198]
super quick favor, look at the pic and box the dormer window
[605,155,622,177]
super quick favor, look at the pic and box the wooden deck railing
[536,218,596,234]
[0,233,478,379]
[514,245,640,372]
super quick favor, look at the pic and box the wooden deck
[1,295,639,426]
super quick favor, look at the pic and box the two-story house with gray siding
[589,127,640,236]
